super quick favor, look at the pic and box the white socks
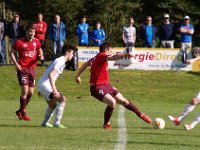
[190,112,200,128]
[42,107,54,125]
[178,104,195,121]
[54,101,66,125]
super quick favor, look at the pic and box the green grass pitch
[0,65,200,150]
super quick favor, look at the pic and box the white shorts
[38,81,52,101]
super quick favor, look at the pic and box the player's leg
[168,95,200,125]
[114,93,152,123]
[41,97,57,128]
[16,85,29,120]
[102,94,116,129]
[185,112,200,131]
[52,92,66,128]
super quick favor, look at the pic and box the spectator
[90,21,106,46]
[0,18,4,65]
[179,16,194,49]
[159,14,176,48]
[139,16,157,48]
[76,16,89,46]
[33,13,47,66]
[49,15,66,60]
[8,13,25,47]
[122,17,136,52]
[1,17,9,65]
[179,16,194,63]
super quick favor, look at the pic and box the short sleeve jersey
[123,26,136,43]
[13,38,41,69]
[180,24,194,43]
[89,52,110,85]
[38,56,66,85]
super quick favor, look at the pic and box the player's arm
[48,69,59,98]
[75,60,91,84]
[107,52,134,61]
[10,48,22,70]
[187,56,200,64]
[38,48,44,60]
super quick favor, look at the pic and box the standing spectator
[0,19,4,65]
[39,44,77,128]
[76,16,89,46]
[122,17,136,52]
[179,16,194,49]
[10,24,44,121]
[33,13,47,66]
[90,21,106,46]
[1,17,9,65]
[49,15,66,60]
[179,16,194,63]
[159,14,176,48]
[75,42,152,129]
[8,13,25,46]
[139,16,157,48]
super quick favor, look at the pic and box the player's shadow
[0,124,41,128]
[187,71,200,77]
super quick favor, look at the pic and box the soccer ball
[153,118,165,129]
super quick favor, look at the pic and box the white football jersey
[38,56,66,86]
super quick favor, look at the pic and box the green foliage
[2,0,200,47]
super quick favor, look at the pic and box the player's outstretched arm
[186,56,200,64]
[75,60,91,84]
[107,52,134,61]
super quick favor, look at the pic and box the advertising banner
[78,47,200,71]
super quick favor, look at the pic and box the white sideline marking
[114,106,127,150]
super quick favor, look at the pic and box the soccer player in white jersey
[168,55,200,130]
[38,44,77,128]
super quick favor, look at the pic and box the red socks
[104,106,114,125]
[125,100,142,117]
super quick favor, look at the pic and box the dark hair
[99,42,112,52]
[62,44,78,55]
[26,24,36,31]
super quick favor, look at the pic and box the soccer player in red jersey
[10,24,44,121]
[33,13,47,66]
[75,42,152,129]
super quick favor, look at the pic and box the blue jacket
[140,24,157,42]
[90,29,106,46]
[49,21,66,42]
[76,23,89,45]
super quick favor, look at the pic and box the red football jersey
[34,21,47,40]
[13,38,41,69]
[89,52,110,85]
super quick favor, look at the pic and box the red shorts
[17,68,36,87]
[90,84,119,101]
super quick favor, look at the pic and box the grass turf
[0,65,200,150]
